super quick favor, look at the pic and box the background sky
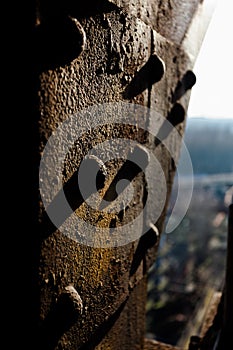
[187,0,233,119]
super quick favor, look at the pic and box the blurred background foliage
[146,117,233,347]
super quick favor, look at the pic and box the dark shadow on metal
[34,0,118,71]
[40,156,105,239]
[34,15,85,71]
[36,292,83,350]
[172,70,196,103]
[40,147,149,238]
[154,103,185,147]
[102,145,149,204]
[79,300,128,350]
[123,54,165,99]
[130,227,159,277]
[129,104,185,277]
[39,125,148,239]
[40,114,183,240]
[37,0,118,21]
[36,295,127,350]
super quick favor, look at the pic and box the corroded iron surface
[31,1,208,349]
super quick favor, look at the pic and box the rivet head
[172,70,196,103]
[62,285,83,315]
[155,103,185,146]
[35,15,86,69]
[149,222,159,237]
[79,154,107,194]
[167,103,185,126]
[68,16,86,55]
[183,70,196,90]
[149,53,166,83]
[123,53,165,98]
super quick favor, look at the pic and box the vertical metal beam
[217,204,233,349]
